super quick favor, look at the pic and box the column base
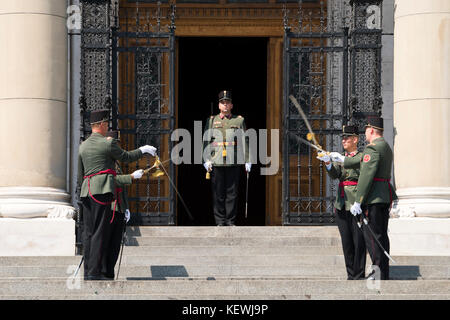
[388,217,450,256]
[390,187,450,218]
[0,218,75,256]
[0,187,76,256]
[0,187,75,218]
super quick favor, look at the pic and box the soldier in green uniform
[330,116,397,280]
[203,90,251,226]
[101,130,144,280]
[77,110,157,280]
[317,125,366,280]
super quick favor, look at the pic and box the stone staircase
[0,226,449,299]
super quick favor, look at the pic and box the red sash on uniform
[84,169,123,223]
[338,181,358,198]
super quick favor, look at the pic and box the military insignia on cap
[342,125,358,136]
[363,154,371,162]
[219,90,232,102]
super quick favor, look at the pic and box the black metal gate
[79,0,176,227]
[282,0,383,225]
[112,4,176,226]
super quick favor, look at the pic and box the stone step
[0,279,448,297]
[118,255,448,266]
[2,294,450,300]
[125,226,341,237]
[123,236,342,247]
[2,255,450,267]
[118,246,345,256]
[1,264,448,280]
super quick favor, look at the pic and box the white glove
[330,152,345,163]
[131,169,144,179]
[125,209,130,223]
[203,161,212,172]
[139,145,157,156]
[245,163,252,172]
[350,202,362,216]
[316,153,331,163]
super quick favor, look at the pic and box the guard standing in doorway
[203,90,252,226]
[317,125,366,280]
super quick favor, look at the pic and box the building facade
[0,0,449,256]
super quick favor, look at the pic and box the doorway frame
[175,36,269,226]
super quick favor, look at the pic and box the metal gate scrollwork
[79,0,176,227]
[282,0,383,225]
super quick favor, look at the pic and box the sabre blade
[245,172,249,219]
[363,217,396,264]
[384,251,397,264]
[289,132,327,154]
[157,159,194,221]
[115,222,127,280]
[289,95,320,147]
[73,256,83,278]
[140,155,194,221]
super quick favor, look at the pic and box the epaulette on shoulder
[210,115,214,119]
[238,115,243,118]
[106,137,113,141]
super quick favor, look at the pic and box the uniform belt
[338,181,358,198]
[83,169,122,223]
[211,142,236,146]
[84,169,117,180]
[373,178,389,182]
[373,178,393,203]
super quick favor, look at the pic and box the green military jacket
[77,132,142,198]
[344,137,398,205]
[113,163,132,214]
[203,114,249,166]
[326,151,362,211]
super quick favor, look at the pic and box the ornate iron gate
[282,0,383,225]
[79,0,176,227]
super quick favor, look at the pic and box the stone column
[0,1,75,255]
[393,0,450,218]
[389,0,450,255]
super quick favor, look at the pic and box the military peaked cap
[90,109,110,124]
[218,90,232,102]
[342,125,359,136]
[365,116,384,130]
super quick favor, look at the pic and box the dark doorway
[177,37,267,226]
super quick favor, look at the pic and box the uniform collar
[345,150,358,157]
[373,137,384,143]
[219,113,232,119]
[92,132,105,138]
